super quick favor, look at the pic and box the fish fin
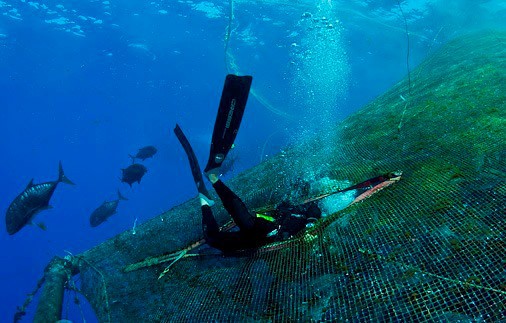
[36,222,47,231]
[117,189,128,201]
[26,178,34,189]
[58,161,75,185]
[128,154,136,163]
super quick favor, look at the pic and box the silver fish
[121,163,147,187]
[129,145,157,162]
[90,190,128,227]
[5,161,74,235]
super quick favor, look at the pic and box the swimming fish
[89,190,128,227]
[5,161,74,235]
[121,163,147,187]
[129,145,157,162]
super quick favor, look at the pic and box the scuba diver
[174,74,322,254]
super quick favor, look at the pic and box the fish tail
[58,161,75,185]
[129,154,136,163]
[117,189,128,201]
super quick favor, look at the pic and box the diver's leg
[210,179,256,231]
[201,204,220,238]
[202,204,264,252]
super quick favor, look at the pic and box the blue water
[1,0,504,321]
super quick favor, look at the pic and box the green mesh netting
[75,32,505,322]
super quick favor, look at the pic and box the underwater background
[0,0,504,321]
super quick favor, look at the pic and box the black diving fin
[174,124,210,198]
[204,74,253,176]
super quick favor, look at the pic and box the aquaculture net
[75,32,505,322]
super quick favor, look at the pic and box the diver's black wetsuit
[202,180,322,253]
[175,74,322,254]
